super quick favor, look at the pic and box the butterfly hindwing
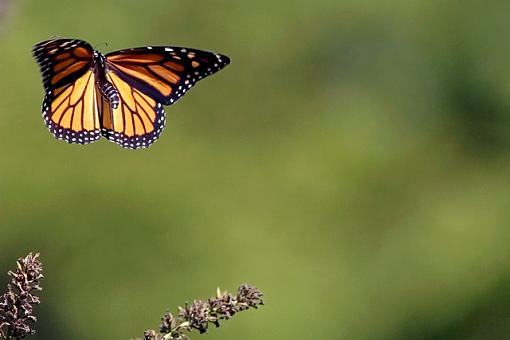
[99,71,165,149]
[41,70,102,144]
[105,46,230,105]
[33,39,101,144]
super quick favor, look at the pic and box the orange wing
[41,70,101,143]
[98,71,165,149]
[105,46,230,105]
[33,38,94,92]
[33,39,101,144]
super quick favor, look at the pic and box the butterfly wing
[98,71,165,149]
[105,46,230,105]
[33,38,101,144]
[99,46,230,148]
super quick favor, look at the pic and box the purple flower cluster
[142,284,263,340]
[0,253,43,340]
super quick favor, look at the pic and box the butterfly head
[93,50,106,68]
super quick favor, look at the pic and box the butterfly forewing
[33,38,94,91]
[105,46,230,105]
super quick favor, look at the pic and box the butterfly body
[33,38,230,149]
[92,51,120,108]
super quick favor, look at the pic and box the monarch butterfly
[32,38,230,149]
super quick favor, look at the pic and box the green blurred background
[1,0,510,339]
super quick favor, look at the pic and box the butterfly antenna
[88,40,109,49]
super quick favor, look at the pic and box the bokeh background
[1,0,510,339]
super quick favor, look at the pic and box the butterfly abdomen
[97,81,120,109]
